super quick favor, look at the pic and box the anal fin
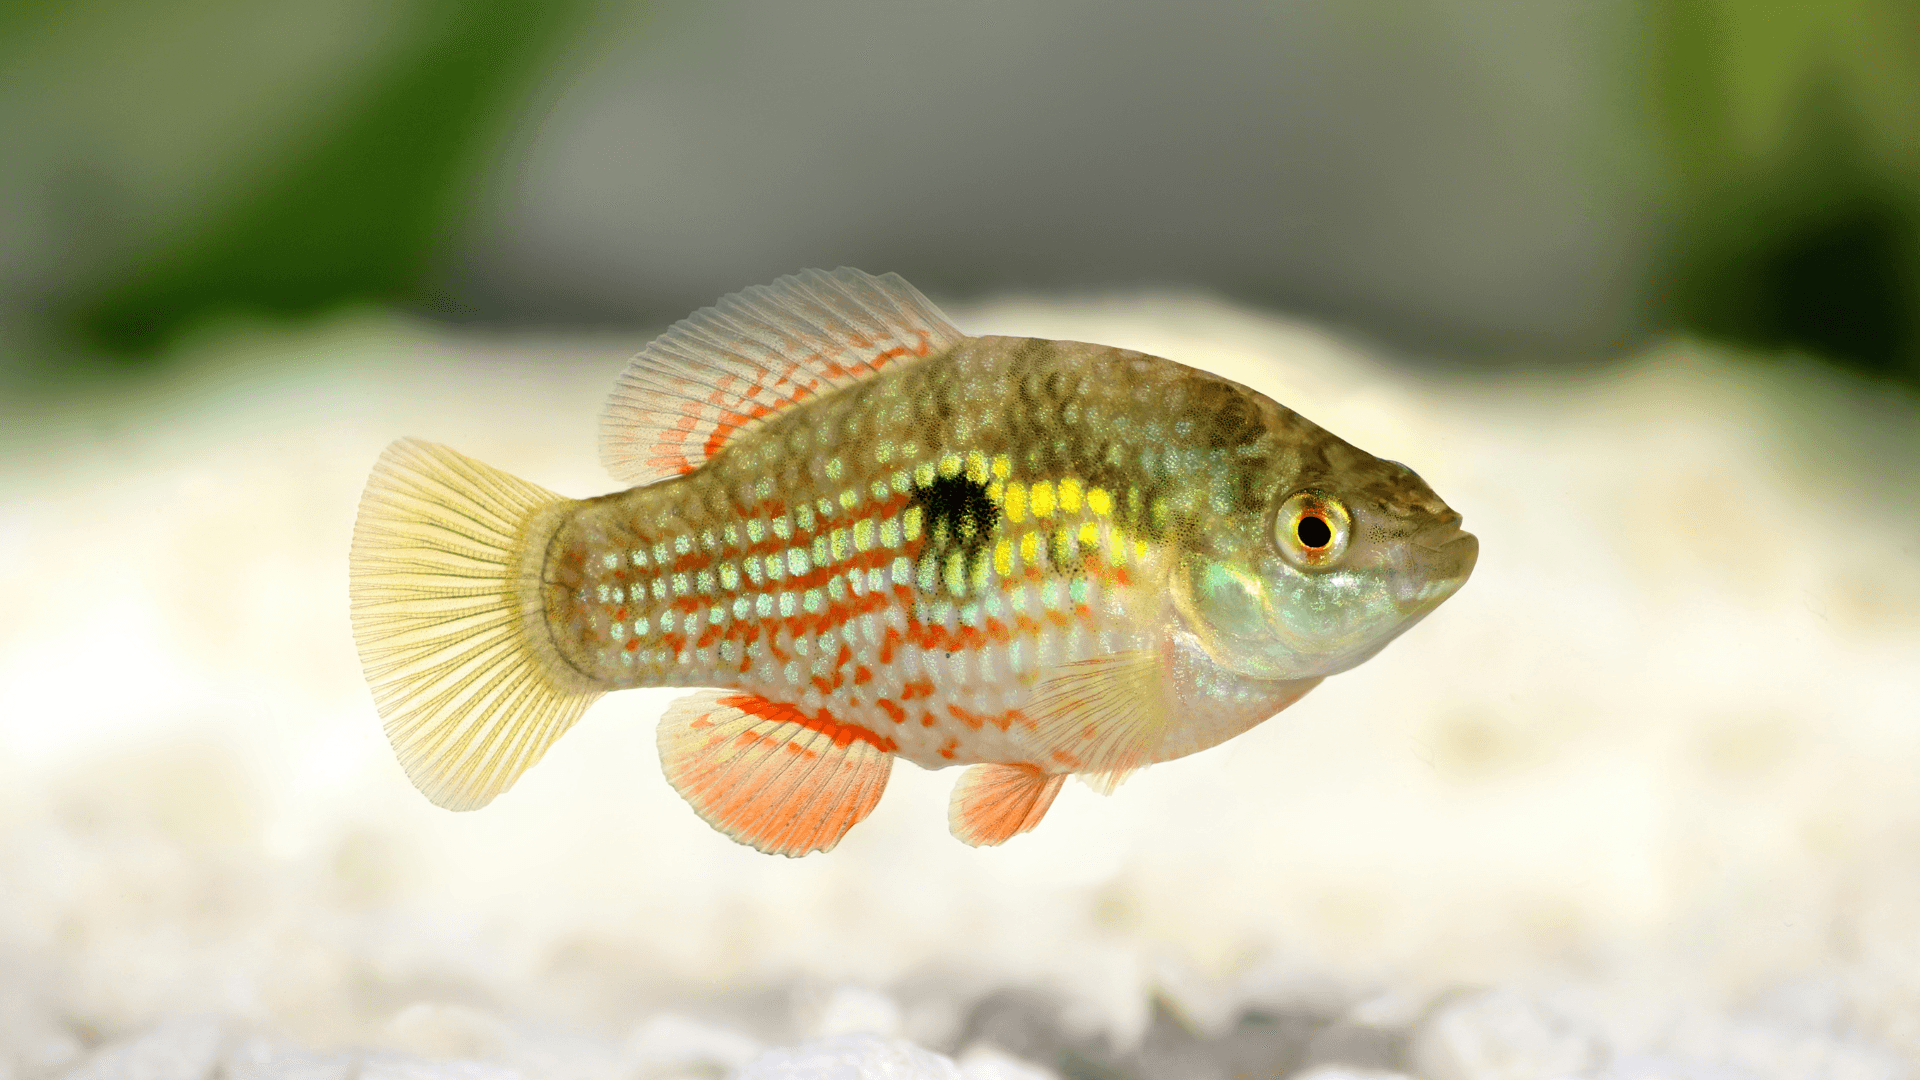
[658,690,895,857]
[948,764,1066,847]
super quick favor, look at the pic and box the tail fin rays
[349,438,600,810]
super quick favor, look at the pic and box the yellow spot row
[993,477,1113,524]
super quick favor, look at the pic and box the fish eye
[1295,515,1331,548]
[1275,490,1351,569]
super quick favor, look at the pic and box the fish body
[350,269,1476,856]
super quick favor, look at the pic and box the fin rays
[600,267,966,485]
[1024,650,1172,778]
[949,763,1066,847]
[657,691,893,857]
[349,438,601,811]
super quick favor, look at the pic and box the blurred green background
[3,0,1916,387]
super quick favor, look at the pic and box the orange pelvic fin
[657,690,894,857]
[947,763,1066,847]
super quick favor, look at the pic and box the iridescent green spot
[944,552,966,596]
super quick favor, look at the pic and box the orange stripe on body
[715,693,898,754]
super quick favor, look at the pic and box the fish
[348,268,1477,856]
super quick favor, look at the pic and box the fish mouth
[1422,527,1478,558]
[1398,519,1478,611]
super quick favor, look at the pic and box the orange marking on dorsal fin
[600,269,966,486]
[656,690,895,857]
[948,763,1065,847]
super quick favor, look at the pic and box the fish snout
[1394,515,1477,611]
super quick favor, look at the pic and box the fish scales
[349,268,1477,855]
[545,336,1231,767]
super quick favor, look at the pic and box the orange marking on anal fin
[948,763,1065,847]
[656,690,895,858]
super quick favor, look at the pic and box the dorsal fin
[600,268,967,486]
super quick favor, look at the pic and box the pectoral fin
[948,763,1066,847]
[658,691,895,857]
[1023,649,1172,778]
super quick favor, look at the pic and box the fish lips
[1396,523,1478,613]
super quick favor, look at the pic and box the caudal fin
[348,438,602,810]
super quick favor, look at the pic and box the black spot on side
[909,472,1001,595]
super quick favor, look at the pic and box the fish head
[1171,436,1478,682]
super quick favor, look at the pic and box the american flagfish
[349,269,1477,856]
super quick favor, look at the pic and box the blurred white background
[5,1,1920,1075]
[3,293,1917,1079]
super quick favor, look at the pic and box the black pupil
[1295,514,1332,548]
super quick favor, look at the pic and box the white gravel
[2,294,1916,1080]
